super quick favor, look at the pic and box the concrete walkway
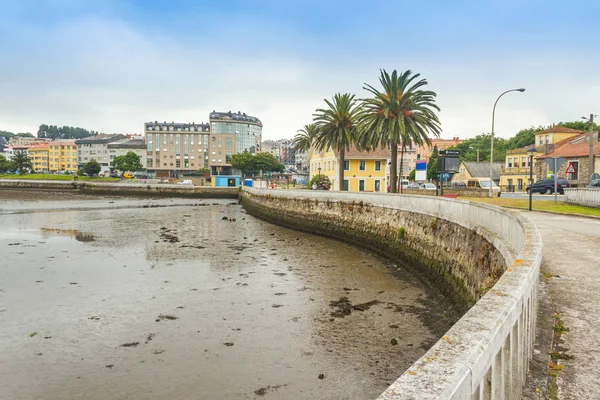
[523,212,600,399]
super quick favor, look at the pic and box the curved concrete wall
[242,188,542,399]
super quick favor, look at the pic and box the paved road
[502,192,565,202]
[523,212,600,399]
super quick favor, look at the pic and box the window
[507,157,512,168]
[545,135,550,144]
[375,161,381,171]
[344,160,349,170]
[359,179,365,191]
[359,160,366,171]
[375,180,381,192]
[521,157,527,167]
[343,180,349,191]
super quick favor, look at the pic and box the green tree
[0,154,10,173]
[37,124,98,140]
[313,93,358,191]
[356,70,441,193]
[292,123,318,153]
[409,169,416,181]
[427,146,439,181]
[10,151,33,175]
[112,151,143,174]
[230,151,255,175]
[83,159,102,176]
[197,168,210,177]
[252,152,285,173]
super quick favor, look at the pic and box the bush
[309,174,331,190]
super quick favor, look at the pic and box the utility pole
[589,114,595,184]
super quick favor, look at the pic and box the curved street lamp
[490,88,526,197]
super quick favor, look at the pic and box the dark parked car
[588,179,600,188]
[526,178,571,194]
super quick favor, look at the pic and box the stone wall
[0,180,238,199]
[242,191,504,309]
[241,188,542,399]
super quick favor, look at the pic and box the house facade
[452,161,502,184]
[76,134,126,174]
[535,142,600,186]
[27,143,50,172]
[309,146,390,192]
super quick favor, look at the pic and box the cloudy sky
[1,0,598,140]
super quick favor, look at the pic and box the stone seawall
[0,180,238,199]
[241,188,542,399]
[242,190,503,309]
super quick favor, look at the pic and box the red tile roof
[537,142,600,158]
[534,126,586,135]
[333,146,391,159]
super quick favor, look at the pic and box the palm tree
[313,93,358,191]
[356,69,441,193]
[10,150,33,175]
[292,123,318,153]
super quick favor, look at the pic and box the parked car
[177,180,193,185]
[526,178,571,194]
[420,183,437,190]
[448,181,467,189]
[407,182,421,189]
[587,179,600,188]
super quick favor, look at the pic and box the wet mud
[0,190,461,400]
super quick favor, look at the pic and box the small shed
[213,175,241,187]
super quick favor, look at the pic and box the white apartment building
[76,134,126,174]
[108,137,147,169]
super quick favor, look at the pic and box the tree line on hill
[447,121,600,163]
[1,125,99,141]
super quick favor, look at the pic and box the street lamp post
[317,167,321,177]
[582,114,597,185]
[490,88,526,197]
[527,146,536,211]
[469,146,480,162]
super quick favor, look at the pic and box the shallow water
[0,190,460,400]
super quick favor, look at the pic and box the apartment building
[76,134,126,174]
[48,141,78,173]
[209,111,262,175]
[144,111,262,178]
[108,137,147,169]
[145,122,210,178]
[27,143,49,172]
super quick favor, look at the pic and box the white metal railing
[243,188,542,399]
[564,188,600,207]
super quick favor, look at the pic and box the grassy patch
[465,197,600,218]
[0,174,120,182]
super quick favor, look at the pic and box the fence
[564,188,600,208]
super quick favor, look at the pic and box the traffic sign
[566,162,576,174]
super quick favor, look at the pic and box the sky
[0,0,599,141]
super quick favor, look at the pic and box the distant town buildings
[144,111,262,178]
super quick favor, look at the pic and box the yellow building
[48,142,78,173]
[309,146,389,192]
[27,143,50,172]
[499,126,585,191]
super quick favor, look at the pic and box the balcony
[501,166,532,175]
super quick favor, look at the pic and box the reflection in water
[0,193,461,400]
[40,227,96,242]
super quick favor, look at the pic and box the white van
[467,178,501,197]
[177,180,193,185]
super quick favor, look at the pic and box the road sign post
[546,157,565,204]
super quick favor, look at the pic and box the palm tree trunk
[390,141,398,193]
[399,144,405,194]
[339,147,345,191]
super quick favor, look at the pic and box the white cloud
[1,10,599,142]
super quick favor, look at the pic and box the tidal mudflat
[0,190,460,399]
